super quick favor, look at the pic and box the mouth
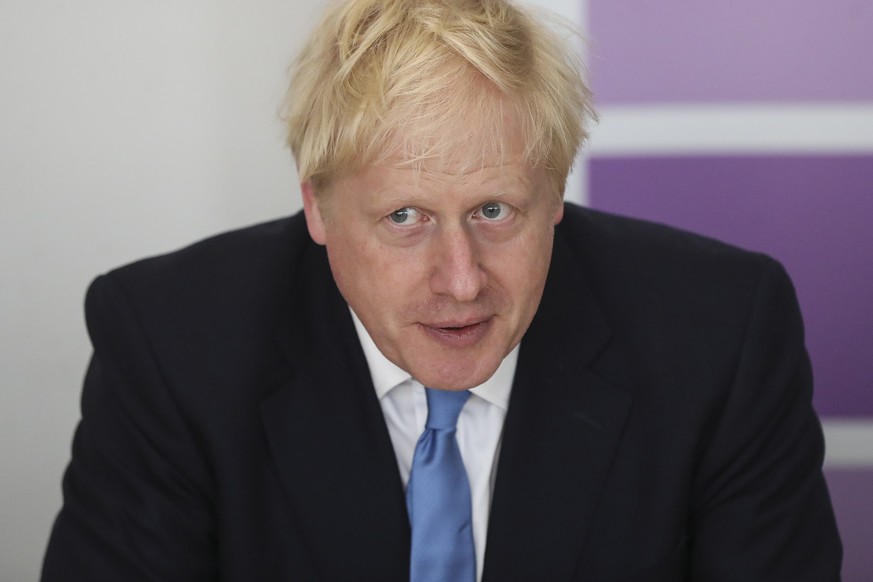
[420,318,492,348]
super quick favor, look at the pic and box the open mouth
[422,319,491,348]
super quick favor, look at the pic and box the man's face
[302,131,563,391]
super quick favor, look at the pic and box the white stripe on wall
[823,419,873,469]
[529,0,589,205]
[587,105,873,156]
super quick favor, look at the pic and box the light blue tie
[406,388,476,582]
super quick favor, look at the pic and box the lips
[420,318,492,349]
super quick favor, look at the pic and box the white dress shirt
[350,311,517,582]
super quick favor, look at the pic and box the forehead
[370,158,541,198]
[321,147,546,220]
[382,101,528,173]
[330,154,540,204]
[384,138,527,183]
[317,82,552,201]
[322,130,550,212]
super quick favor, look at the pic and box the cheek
[496,229,554,309]
[496,227,553,278]
[328,239,419,307]
[325,238,372,302]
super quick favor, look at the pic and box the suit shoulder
[85,212,315,346]
[558,203,780,283]
[555,204,794,343]
[107,213,309,288]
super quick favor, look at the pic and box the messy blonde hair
[282,0,596,198]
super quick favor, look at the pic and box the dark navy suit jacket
[43,204,841,581]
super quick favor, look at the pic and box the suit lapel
[483,228,634,581]
[259,242,410,581]
[258,213,634,580]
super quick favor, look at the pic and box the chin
[414,359,500,391]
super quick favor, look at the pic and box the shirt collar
[350,308,516,411]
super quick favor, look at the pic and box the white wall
[0,1,583,579]
[0,1,319,578]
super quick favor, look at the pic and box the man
[43,0,841,580]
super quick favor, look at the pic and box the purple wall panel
[588,0,873,104]
[588,155,873,416]
[824,468,873,581]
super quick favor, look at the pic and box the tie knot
[424,388,470,430]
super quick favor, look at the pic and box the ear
[552,200,565,225]
[301,181,327,245]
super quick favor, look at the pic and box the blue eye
[480,201,509,220]
[388,207,421,224]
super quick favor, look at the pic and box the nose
[428,224,487,302]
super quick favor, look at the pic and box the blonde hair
[282,0,596,198]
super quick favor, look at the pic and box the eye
[479,201,511,221]
[387,207,422,225]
